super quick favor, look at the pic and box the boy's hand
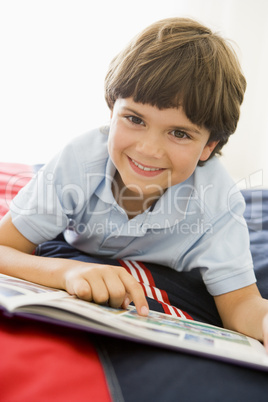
[262,314,268,351]
[63,263,149,316]
[215,284,268,351]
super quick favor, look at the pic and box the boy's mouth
[131,158,162,171]
[128,157,165,177]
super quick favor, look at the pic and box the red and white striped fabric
[120,259,193,319]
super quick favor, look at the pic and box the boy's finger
[121,295,131,309]
[101,269,130,308]
[120,272,149,316]
[69,277,93,300]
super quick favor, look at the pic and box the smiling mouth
[130,158,164,172]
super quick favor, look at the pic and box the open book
[1,273,268,372]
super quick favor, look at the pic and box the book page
[2,273,268,371]
[22,295,268,369]
[79,303,268,369]
[0,274,64,310]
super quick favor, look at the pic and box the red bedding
[0,316,111,402]
[0,162,33,219]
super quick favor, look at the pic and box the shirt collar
[146,175,194,228]
[95,157,117,205]
[95,157,194,228]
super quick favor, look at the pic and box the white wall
[1,0,268,188]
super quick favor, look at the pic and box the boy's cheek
[108,129,132,153]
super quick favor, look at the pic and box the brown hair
[104,17,246,164]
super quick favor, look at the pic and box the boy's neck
[112,171,162,219]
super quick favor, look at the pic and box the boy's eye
[127,115,145,125]
[170,130,189,139]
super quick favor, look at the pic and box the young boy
[1,17,268,347]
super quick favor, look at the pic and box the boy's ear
[199,141,219,161]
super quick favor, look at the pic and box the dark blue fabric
[95,335,268,402]
[36,189,268,401]
[96,189,268,402]
[242,190,268,299]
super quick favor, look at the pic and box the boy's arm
[214,284,268,349]
[0,212,149,316]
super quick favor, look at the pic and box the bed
[1,162,268,402]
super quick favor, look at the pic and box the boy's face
[108,97,218,201]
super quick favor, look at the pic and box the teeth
[131,158,162,171]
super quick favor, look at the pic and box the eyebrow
[121,106,202,135]
[122,107,145,119]
[173,125,202,135]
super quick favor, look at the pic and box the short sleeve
[10,142,85,244]
[178,194,256,296]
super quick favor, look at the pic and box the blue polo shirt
[10,127,256,296]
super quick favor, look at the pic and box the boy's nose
[135,131,164,159]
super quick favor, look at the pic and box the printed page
[2,273,268,370]
[0,274,65,311]
[118,308,268,369]
[19,295,268,370]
